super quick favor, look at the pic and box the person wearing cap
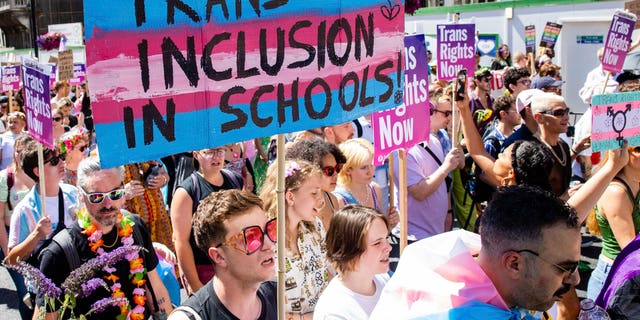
[501,89,544,151]
[503,67,531,98]
[531,76,564,95]
[470,68,494,115]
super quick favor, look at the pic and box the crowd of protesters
[0,33,638,320]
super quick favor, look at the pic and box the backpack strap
[190,173,201,213]
[353,119,363,138]
[221,169,243,190]
[49,229,81,270]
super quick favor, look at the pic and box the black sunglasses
[322,164,343,177]
[432,109,452,117]
[44,154,65,166]
[543,107,570,117]
[53,117,62,122]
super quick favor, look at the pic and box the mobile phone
[143,163,163,187]
[455,69,467,101]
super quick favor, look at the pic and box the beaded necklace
[79,209,147,320]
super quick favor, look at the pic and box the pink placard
[602,11,636,73]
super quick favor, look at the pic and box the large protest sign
[69,63,86,86]
[1,65,21,91]
[57,50,74,81]
[84,0,405,167]
[436,24,475,81]
[489,69,506,97]
[591,91,640,152]
[525,25,536,54]
[21,58,54,149]
[602,11,637,73]
[372,34,430,165]
[539,22,562,54]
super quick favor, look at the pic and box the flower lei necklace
[78,208,147,320]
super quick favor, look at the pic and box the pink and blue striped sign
[84,0,405,167]
[591,91,640,152]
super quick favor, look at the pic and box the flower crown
[57,128,88,154]
[285,162,301,177]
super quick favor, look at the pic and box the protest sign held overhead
[21,58,54,149]
[372,34,430,165]
[436,23,475,81]
[84,0,405,167]
[1,65,21,92]
[591,91,640,152]
[602,10,637,73]
[525,25,536,54]
[69,63,86,86]
[538,22,562,57]
[57,50,74,81]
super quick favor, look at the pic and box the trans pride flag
[84,0,405,167]
[591,91,640,152]
[370,230,552,320]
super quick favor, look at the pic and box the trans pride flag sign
[84,0,405,167]
[591,91,640,152]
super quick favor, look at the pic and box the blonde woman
[260,160,330,319]
[334,139,398,225]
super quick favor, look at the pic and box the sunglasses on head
[217,218,277,255]
[53,117,62,122]
[543,107,570,117]
[80,187,126,204]
[322,163,343,177]
[44,153,65,166]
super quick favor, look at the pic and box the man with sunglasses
[470,68,494,115]
[530,93,575,197]
[37,156,173,319]
[170,189,276,320]
[7,139,78,266]
[371,185,581,320]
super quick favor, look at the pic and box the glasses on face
[76,145,87,153]
[199,148,225,158]
[633,146,640,153]
[433,109,452,117]
[543,107,570,117]
[80,187,126,204]
[515,249,579,275]
[322,163,343,177]
[217,218,277,255]
[481,77,492,83]
[53,116,62,122]
[44,154,65,166]
[518,79,532,86]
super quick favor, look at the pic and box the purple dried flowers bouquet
[3,245,143,319]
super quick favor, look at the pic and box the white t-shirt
[313,273,390,320]
[0,131,21,170]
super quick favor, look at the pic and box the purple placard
[1,65,21,92]
[372,34,430,165]
[436,23,476,81]
[69,63,86,86]
[49,64,57,89]
[21,58,54,149]
[602,11,637,73]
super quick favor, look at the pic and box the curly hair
[285,140,346,168]
[510,140,553,190]
[504,67,531,94]
[192,189,264,255]
[325,205,388,274]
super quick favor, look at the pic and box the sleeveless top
[595,179,640,260]
[333,184,380,211]
[177,170,242,265]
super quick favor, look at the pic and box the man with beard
[36,156,172,319]
[371,185,581,319]
[169,189,276,320]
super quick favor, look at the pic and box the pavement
[0,230,602,319]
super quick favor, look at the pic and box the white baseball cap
[516,89,544,113]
